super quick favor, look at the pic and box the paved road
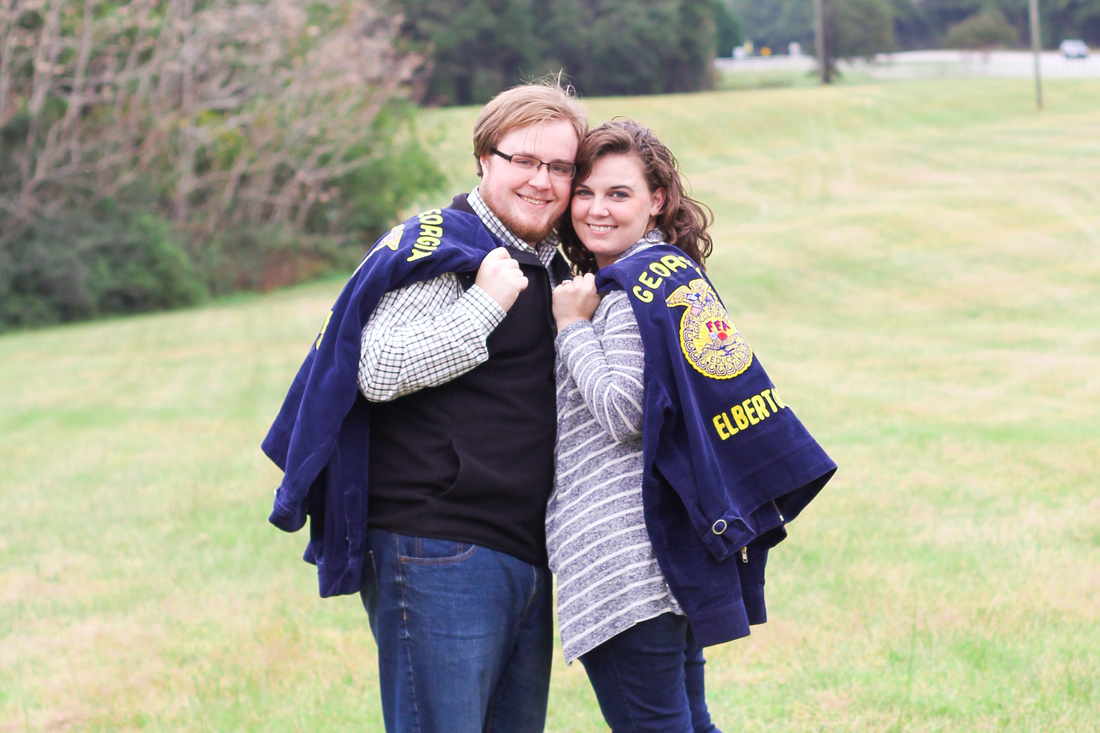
[716,50,1100,79]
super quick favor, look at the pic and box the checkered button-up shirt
[358,189,563,401]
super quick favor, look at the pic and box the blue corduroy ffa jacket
[596,244,837,647]
[261,207,500,597]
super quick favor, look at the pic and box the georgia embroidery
[666,278,753,379]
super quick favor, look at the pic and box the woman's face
[571,153,665,269]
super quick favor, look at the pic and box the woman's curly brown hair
[559,119,714,275]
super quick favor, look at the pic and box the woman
[547,119,720,732]
[548,120,835,732]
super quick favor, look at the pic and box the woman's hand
[553,273,600,330]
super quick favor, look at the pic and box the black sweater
[367,196,569,567]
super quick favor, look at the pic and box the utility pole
[1029,0,1043,109]
[814,0,827,83]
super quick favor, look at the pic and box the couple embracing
[263,79,836,733]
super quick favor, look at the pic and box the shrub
[0,211,206,330]
[944,9,1020,50]
[195,226,361,296]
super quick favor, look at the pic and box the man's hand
[553,273,600,330]
[475,247,528,311]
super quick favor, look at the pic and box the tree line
[395,0,1100,104]
[390,0,743,105]
[734,0,1100,62]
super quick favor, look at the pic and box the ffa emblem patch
[665,278,753,379]
[373,223,405,257]
[359,223,405,270]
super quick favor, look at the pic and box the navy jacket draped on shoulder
[596,244,837,647]
[262,208,499,597]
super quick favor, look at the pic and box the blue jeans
[579,613,721,733]
[360,530,553,733]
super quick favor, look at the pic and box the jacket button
[711,519,727,535]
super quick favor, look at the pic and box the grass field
[2,77,1099,731]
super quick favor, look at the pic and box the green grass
[715,68,824,92]
[712,66,884,92]
[3,77,1099,730]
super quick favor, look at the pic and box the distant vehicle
[1059,39,1090,59]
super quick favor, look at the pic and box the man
[263,80,586,732]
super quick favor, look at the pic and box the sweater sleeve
[555,292,645,442]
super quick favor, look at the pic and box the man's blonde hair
[472,77,587,176]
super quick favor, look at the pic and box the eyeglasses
[489,148,576,179]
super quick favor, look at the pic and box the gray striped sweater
[547,245,681,662]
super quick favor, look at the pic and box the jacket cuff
[697,512,755,562]
[269,494,307,532]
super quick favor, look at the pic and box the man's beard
[497,210,554,245]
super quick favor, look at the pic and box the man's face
[477,119,579,245]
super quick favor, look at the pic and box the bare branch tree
[1,0,424,245]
